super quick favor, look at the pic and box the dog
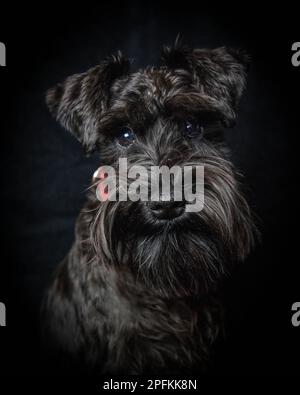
[42,43,255,374]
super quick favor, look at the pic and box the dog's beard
[89,151,255,298]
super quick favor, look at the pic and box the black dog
[43,43,255,374]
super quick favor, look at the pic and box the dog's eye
[183,119,204,139]
[116,127,135,147]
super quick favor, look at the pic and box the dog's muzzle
[148,200,185,220]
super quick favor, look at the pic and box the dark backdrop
[0,2,299,377]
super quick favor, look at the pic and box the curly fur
[42,43,255,374]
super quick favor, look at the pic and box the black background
[0,1,299,377]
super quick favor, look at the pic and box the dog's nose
[148,200,185,220]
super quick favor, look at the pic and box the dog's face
[47,45,255,297]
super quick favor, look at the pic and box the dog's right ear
[162,43,250,127]
[46,52,130,154]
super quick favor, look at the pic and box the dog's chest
[77,260,211,373]
[99,285,205,373]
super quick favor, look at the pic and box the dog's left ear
[46,52,130,153]
[162,45,250,127]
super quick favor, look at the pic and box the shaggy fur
[42,43,255,374]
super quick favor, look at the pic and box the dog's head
[46,44,255,297]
